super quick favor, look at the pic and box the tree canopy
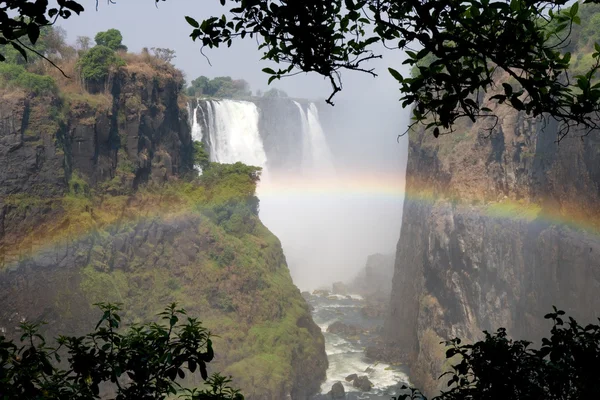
[187,75,251,98]
[94,28,127,52]
[184,0,600,140]
[3,0,600,137]
[397,308,600,400]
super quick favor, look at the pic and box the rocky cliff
[385,79,600,395]
[0,55,327,399]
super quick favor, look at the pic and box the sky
[58,0,412,289]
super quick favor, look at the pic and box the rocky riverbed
[304,290,411,399]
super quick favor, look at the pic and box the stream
[305,292,411,399]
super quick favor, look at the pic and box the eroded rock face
[0,66,328,399]
[385,101,600,396]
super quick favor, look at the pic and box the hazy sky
[59,1,412,289]
[58,0,411,100]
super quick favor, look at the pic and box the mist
[58,0,410,291]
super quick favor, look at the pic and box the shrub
[79,45,124,84]
[398,308,600,400]
[0,303,244,399]
[0,63,57,95]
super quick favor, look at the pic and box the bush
[398,308,600,400]
[0,303,244,400]
[193,141,211,171]
[0,63,57,95]
[79,45,124,84]
[94,29,127,51]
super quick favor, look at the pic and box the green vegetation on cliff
[0,25,327,399]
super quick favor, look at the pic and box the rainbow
[2,172,600,269]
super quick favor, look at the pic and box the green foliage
[78,45,125,83]
[186,0,600,139]
[193,140,211,171]
[0,303,243,399]
[187,76,251,98]
[199,162,262,237]
[0,1,83,63]
[94,28,127,51]
[0,63,57,95]
[397,308,600,400]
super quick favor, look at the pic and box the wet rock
[328,381,345,399]
[352,376,373,392]
[345,373,358,382]
[312,289,330,297]
[332,281,348,295]
[361,303,387,318]
[327,321,362,337]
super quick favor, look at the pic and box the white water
[204,100,268,169]
[294,101,336,175]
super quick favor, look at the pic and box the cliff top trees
[187,75,251,98]
[94,28,127,52]
[4,0,600,138]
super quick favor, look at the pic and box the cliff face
[0,58,327,399]
[386,89,600,395]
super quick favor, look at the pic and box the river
[305,292,411,399]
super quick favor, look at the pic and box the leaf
[185,16,200,28]
[262,67,276,74]
[200,361,208,380]
[570,2,579,17]
[388,67,403,82]
[10,42,27,61]
[27,23,40,45]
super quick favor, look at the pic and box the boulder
[332,281,348,295]
[328,381,345,399]
[352,375,373,392]
[327,321,362,337]
[312,289,330,297]
[345,373,358,382]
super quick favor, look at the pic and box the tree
[0,303,244,399]
[78,45,124,86]
[193,140,211,171]
[396,308,600,400]
[6,0,600,137]
[262,88,288,98]
[151,47,177,63]
[185,0,600,139]
[94,28,127,52]
[0,0,84,69]
[76,36,92,52]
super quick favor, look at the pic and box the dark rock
[352,376,373,392]
[361,303,387,319]
[328,381,345,399]
[345,374,358,382]
[332,281,348,295]
[327,321,362,337]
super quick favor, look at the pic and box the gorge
[2,12,600,400]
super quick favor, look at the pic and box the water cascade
[188,98,407,398]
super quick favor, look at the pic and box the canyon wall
[385,93,600,395]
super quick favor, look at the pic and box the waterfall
[190,104,203,142]
[191,99,268,170]
[293,101,336,175]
